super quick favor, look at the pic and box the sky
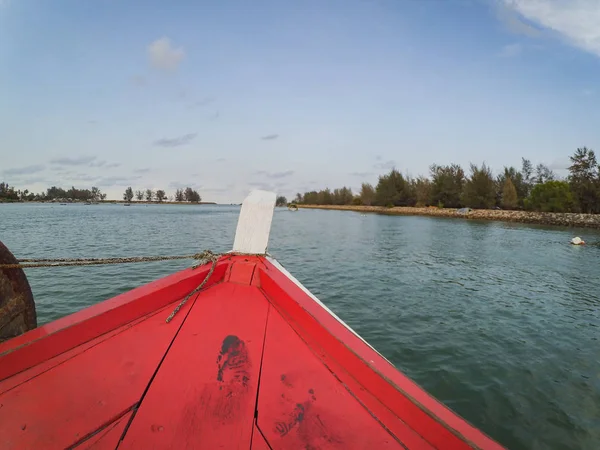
[1,0,600,203]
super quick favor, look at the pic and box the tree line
[122,186,201,203]
[294,147,600,214]
[0,183,107,202]
[0,182,203,204]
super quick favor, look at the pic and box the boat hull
[0,255,503,449]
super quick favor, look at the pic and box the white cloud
[496,3,542,37]
[3,164,46,176]
[147,37,185,70]
[548,158,571,171]
[502,0,600,57]
[499,43,522,57]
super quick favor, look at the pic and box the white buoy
[571,236,585,245]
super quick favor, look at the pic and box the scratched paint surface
[119,283,269,450]
[256,310,401,449]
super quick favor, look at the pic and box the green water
[2,203,599,449]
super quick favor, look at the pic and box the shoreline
[297,204,600,229]
[0,200,218,205]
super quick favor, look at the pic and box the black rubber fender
[0,240,37,343]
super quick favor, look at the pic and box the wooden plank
[0,292,195,450]
[0,309,153,395]
[227,260,257,286]
[0,261,225,355]
[75,410,132,449]
[119,283,270,450]
[256,309,403,449]
[262,303,432,449]
[259,261,503,450]
[0,262,228,382]
[251,424,272,450]
[232,190,276,254]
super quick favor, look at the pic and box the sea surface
[1,203,599,449]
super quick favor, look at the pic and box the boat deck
[0,256,502,449]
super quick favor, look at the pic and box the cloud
[350,171,374,178]
[50,156,96,166]
[496,3,543,37]
[499,43,522,57]
[208,111,219,121]
[3,164,45,175]
[131,75,146,87]
[153,133,197,147]
[202,185,234,194]
[68,173,101,182]
[190,97,216,108]
[133,168,151,173]
[176,89,188,101]
[147,37,185,71]
[89,160,120,168]
[261,134,279,141]
[373,160,396,171]
[255,170,294,179]
[168,181,202,190]
[96,175,141,187]
[18,176,48,185]
[501,0,600,57]
[247,181,288,192]
[215,158,227,163]
[548,158,571,171]
[582,88,594,96]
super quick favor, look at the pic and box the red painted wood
[251,424,271,450]
[266,301,433,449]
[256,309,403,449]
[119,283,270,450]
[227,260,257,286]
[259,262,503,449]
[75,410,132,449]
[0,255,503,449]
[0,260,228,355]
[259,273,442,448]
[0,309,151,395]
[0,295,194,450]
[0,261,228,382]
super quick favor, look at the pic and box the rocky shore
[297,204,600,229]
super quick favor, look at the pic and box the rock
[297,205,600,229]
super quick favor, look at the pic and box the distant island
[0,183,215,205]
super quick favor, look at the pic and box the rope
[0,248,268,324]
[0,252,215,269]
[165,250,220,323]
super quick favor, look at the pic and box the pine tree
[501,178,518,209]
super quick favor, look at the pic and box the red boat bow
[0,191,503,449]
